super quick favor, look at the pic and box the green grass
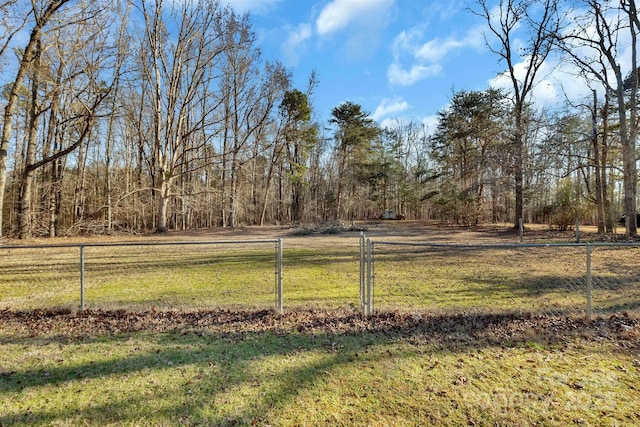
[2,234,640,425]
[0,244,362,311]
[371,245,640,316]
[283,248,359,308]
[2,239,639,316]
[1,310,639,426]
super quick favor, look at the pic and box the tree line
[0,0,638,238]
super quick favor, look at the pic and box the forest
[0,0,638,238]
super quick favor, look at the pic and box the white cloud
[378,114,437,135]
[313,0,395,62]
[479,2,636,111]
[372,97,410,121]
[387,62,442,86]
[536,79,562,105]
[315,0,393,35]
[390,28,421,56]
[378,117,403,130]
[415,38,465,63]
[415,30,483,63]
[387,25,484,87]
[315,1,357,35]
[281,23,312,66]
[488,55,589,109]
[421,114,439,133]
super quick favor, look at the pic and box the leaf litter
[1,307,638,353]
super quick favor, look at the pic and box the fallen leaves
[0,308,638,354]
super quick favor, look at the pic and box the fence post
[276,238,283,314]
[366,238,374,317]
[586,243,592,321]
[360,231,366,315]
[80,245,85,311]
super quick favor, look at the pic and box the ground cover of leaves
[1,308,640,426]
[0,308,638,344]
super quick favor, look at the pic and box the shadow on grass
[0,308,638,425]
[373,272,640,316]
[1,243,358,281]
[0,333,351,424]
[372,246,640,314]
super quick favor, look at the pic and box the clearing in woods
[1,221,639,426]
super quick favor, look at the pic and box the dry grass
[1,308,639,426]
[2,220,639,313]
[1,222,639,425]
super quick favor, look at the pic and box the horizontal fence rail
[1,240,283,312]
[362,239,640,319]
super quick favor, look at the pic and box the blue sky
[3,0,622,132]
[225,0,496,130]
[223,0,637,133]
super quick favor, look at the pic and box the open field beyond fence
[2,222,639,317]
[1,222,640,426]
[368,242,640,318]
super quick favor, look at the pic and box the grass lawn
[0,242,361,312]
[1,309,639,426]
[2,223,639,316]
[1,223,640,425]
[370,244,640,316]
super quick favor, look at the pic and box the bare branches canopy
[0,0,638,237]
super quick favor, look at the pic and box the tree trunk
[228,155,238,228]
[513,114,524,229]
[0,0,69,237]
[157,178,172,233]
[48,157,64,238]
[592,90,605,234]
[73,130,89,224]
[18,39,42,239]
[625,1,639,236]
[259,144,281,226]
[616,78,636,236]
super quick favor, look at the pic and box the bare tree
[0,0,71,237]
[15,1,118,238]
[216,12,289,228]
[137,0,228,232]
[0,1,29,65]
[103,3,131,234]
[555,0,638,236]
[473,0,561,228]
[17,37,43,238]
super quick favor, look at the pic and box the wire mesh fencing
[3,234,639,319]
[1,245,81,310]
[0,240,283,312]
[362,238,640,319]
[0,236,362,312]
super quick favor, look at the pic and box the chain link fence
[3,234,640,319]
[1,240,283,312]
[361,235,640,319]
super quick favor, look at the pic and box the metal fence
[360,234,640,319]
[1,239,283,312]
[3,234,640,319]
